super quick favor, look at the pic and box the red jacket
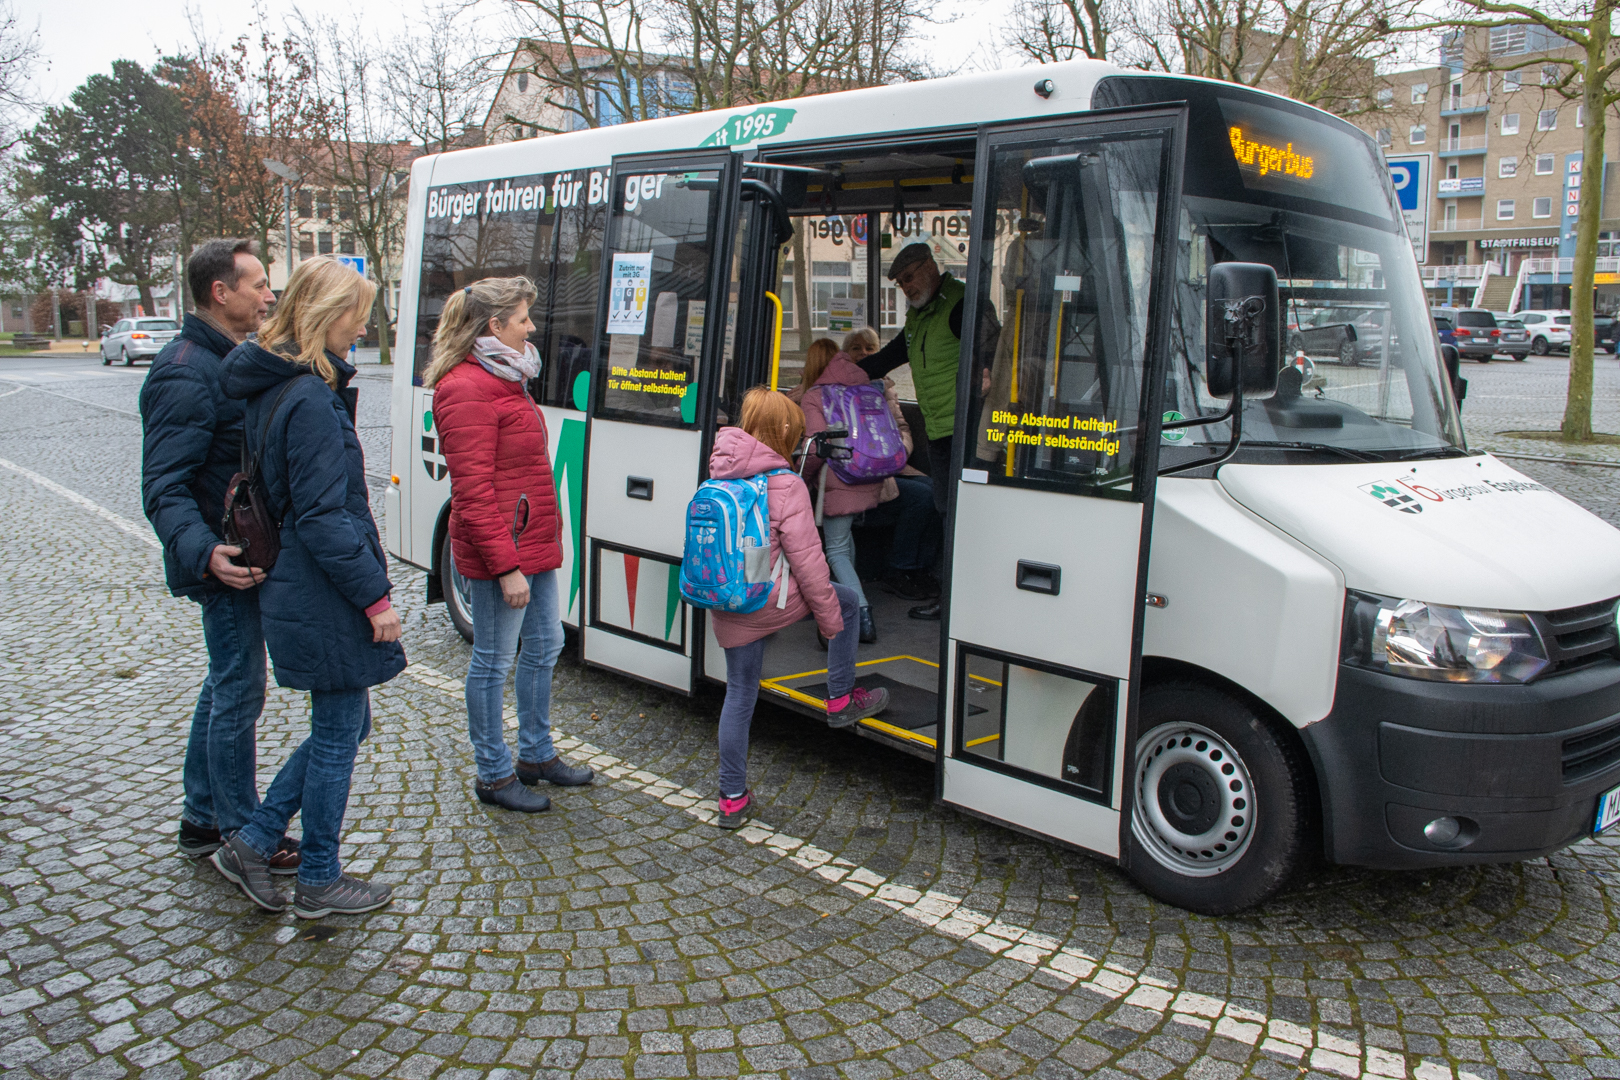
[707,427,844,649]
[433,358,562,580]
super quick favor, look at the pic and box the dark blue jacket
[222,341,406,692]
[139,314,245,599]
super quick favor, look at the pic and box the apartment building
[1355,26,1620,312]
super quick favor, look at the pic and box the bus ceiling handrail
[765,291,784,390]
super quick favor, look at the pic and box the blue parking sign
[336,254,368,277]
[1384,154,1430,262]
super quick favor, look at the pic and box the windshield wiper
[1396,446,1471,461]
[1243,440,1380,462]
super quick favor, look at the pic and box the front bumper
[1301,663,1620,868]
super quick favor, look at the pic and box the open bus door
[940,108,1186,859]
[580,150,743,691]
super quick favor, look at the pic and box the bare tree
[1116,0,1420,117]
[0,0,40,152]
[297,14,418,363]
[384,6,495,155]
[1006,0,1112,63]
[1409,7,1618,441]
[499,0,668,133]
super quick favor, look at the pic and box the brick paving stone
[2,358,1620,1080]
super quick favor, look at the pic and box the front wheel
[1511,353,1528,362]
[1531,336,1550,356]
[440,530,475,643]
[100,349,111,366]
[1127,684,1314,915]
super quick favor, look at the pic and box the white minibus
[388,60,1620,913]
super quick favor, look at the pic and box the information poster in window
[683,300,706,357]
[827,298,866,335]
[607,252,654,334]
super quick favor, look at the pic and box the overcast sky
[18,0,1012,108]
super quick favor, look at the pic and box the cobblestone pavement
[2,357,1618,1080]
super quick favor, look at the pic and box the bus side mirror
[1205,262,1281,397]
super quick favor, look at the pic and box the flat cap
[886,242,935,280]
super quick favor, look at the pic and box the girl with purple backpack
[799,332,914,644]
[708,388,891,828]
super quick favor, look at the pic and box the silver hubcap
[1132,722,1256,876]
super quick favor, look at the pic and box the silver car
[99,317,180,366]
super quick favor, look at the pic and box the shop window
[1496,199,1516,220]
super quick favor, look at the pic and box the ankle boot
[859,606,877,644]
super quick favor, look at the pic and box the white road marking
[0,457,159,549]
[402,662,1460,1080]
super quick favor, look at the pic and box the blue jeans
[857,476,938,573]
[821,514,866,608]
[238,689,372,886]
[718,582,859,797]
[466,570,565,783]
[182,588,267,835]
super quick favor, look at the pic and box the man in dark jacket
[139,238,288,867]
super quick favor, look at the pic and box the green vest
[903,274,967,440]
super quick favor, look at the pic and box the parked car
[1429,306,1500,361]
[99,318,180,366]
[1288,306,1388,365]
[1433,315,1456,348]
[1594,315,1616,354]
[1492,316,1531,361]
[1517,310,1571,356]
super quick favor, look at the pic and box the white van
[387,60,1620,913]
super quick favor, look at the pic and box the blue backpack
[679,468,794,613]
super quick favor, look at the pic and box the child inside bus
[707,387,892,828]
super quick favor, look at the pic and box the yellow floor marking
[965,733,1001,747]
[857,716,938,747]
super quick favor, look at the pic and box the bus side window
[544,187,608,411]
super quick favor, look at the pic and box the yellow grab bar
[765,291,784,390]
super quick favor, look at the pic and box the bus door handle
[1015,560,1061,595]
[627,476,654,501]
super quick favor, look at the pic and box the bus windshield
[1096,77,1464,466]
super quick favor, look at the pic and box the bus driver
[857,242,997,620]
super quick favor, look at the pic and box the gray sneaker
[209,834,288,912]
[293,874,393,920]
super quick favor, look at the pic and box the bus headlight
[1343,592,1549,683]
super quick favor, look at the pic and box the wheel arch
[1138,655,1326,856]
[426,499,452,605]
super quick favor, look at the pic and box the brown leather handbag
[221,375,307,571]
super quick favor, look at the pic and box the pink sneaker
[717,790,751,829]
[827,686,890,729]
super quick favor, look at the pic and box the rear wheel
[100,349,111,366]
[1510,353,1528,362]
[1127,683,1313,915]
[440,531,475,643]
[121,347,133,367]
[1337,340,1356,366]
[1531,336,1550,356]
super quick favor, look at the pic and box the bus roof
[413,60,1346,189]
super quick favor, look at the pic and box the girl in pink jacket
[709,388,891,828]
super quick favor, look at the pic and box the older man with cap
[857,242,996,620]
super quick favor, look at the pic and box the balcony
[1440,91,1491,116]
[1439,135,1489,156]
[1521,257,1620,275]
[1432,218,1486,233]
[1423,264,1490,282]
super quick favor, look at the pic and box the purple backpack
[819,382,909,484]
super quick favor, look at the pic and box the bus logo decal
[1360,481,1421,514]
[422,409,448,480]
[699,106,796,148]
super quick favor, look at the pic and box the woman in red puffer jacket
[424,277,594,814]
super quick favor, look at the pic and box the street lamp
[263,158,301,281]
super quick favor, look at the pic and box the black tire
[1337,339,1356,366]
[100,350,111,366]
[1531,336,1550,356]
[1510,353,1528,362]
[121,347,133,367]
[1126,683,1313,915]
[440,530,475,643]
[1479,355,1491,363]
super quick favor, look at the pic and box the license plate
[1598,783,1620,835]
